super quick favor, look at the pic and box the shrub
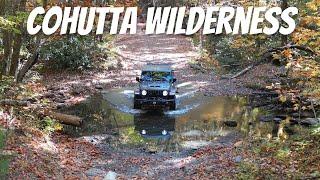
[41,35,94,70]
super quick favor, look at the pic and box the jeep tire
[133,97,141,109]
[169,102,176,110]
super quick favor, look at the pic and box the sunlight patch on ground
[181,140,212,149]
[36,136,58,153]
[164,156,196,168]
[176,81,193,88]
[80,135,110,145]
[66,96,88,104]
[181,130,204,137]
[148,156,196,174]
[176,90,197,99]
[206,129,231,137]
[97,79,114,84]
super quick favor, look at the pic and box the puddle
[62,86,295,152]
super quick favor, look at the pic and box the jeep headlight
[162,130,167,135]
[163,90,168,96]
[142,90,147,96]
[134,89,140,95]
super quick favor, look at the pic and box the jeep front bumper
[134,97,175,107]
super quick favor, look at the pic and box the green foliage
[41,36,95,70]
[237,162,259,180]
[119,127,145,145]
[0,17,17,32]
[0,76,15,98]
[39,116,62,134]
[311,124,320,135]
[0,11,29,34]
[0,128,5,150]
[276,147,291,160]
[0,127,9,179]
[0,156,9,179]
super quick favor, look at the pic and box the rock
[289,118,299,125]
[234,156,242,163]
[48,86,62,91]
[205,166,214,172]
[275,114,287,119]
[234,141,243,148]
[85,168,106,177]
[54,98,66,103]
[284,126,295,135]
[259,115,273,122]
[291,111,314,118]
[95,84,104,90]
[43,92,55,98]
[224,120,238,127]
[56,103,67,109]
[57,91,65,96]
[71,89,82,95]
[301,118,320,126]
[147,147,158,154]
[273,118,283,123]
[104,171,117,180]
[22,97,37,103]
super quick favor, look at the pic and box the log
[189,63,206,73]
[221,65,254,79]
[220,44,316,80]
[230,65,254,79]
[0,99,29,106]
[264,45,315,55]
[44,110,82,126]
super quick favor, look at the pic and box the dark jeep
[134,65,177,110]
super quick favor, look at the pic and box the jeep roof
[142,64,172,72]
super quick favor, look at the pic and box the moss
[236,162,259,180]
[0,128,9,179]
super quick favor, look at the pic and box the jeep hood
[140,81,171,90]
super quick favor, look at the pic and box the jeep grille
[147,90,163,97]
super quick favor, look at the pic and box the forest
[0,0,319,179]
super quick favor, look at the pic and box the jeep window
[141,71,172,82]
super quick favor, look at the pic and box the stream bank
[0,24,318,179]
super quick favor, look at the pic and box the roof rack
[142,64,173,72]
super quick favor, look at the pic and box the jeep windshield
[141,71,172,82]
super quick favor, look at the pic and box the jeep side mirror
[136,77,140,82]
[173,78,177,83]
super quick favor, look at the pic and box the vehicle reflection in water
[61,89,293,152]
[134,112,175,140]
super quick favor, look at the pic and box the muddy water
[62,85,289,152]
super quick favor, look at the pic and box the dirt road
[36,24,272,179]
[76,26,242,179]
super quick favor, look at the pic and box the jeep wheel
[169,102,176,110]
[134,102,141,109]
[133,98,141,109]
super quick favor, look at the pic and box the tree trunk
[16,51,40,82]
[2,31,13,75]
[9,35,23,76]
[281,0,288,46]
[0,99,29,106]
[0,0,5,79]
[44,110,83,126]
[9,0,26,76]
